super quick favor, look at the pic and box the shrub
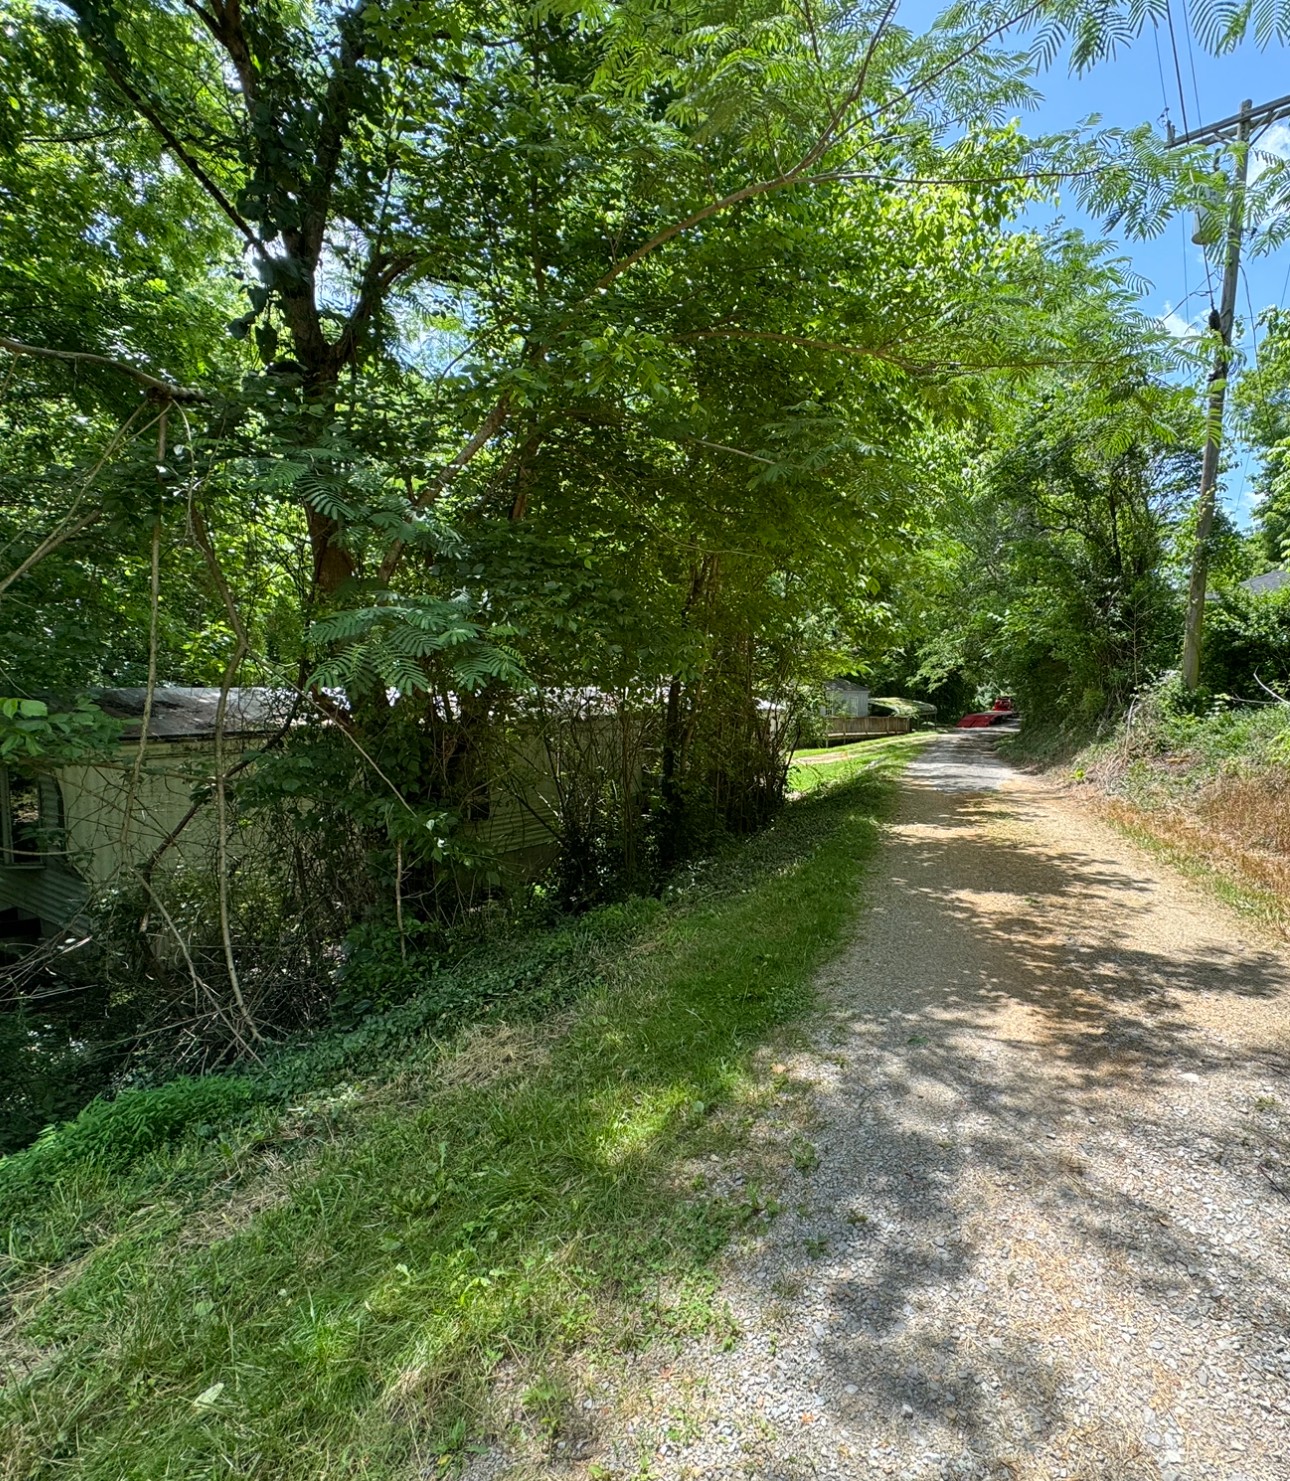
[0,1072,261,1210]
[0,1005,120,1156]
[1202,586,1290,699]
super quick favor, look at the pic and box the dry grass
[1195,765,1290,854]
[1059,704,1290,937]
[1052,1421,1158,1480]
[434,1020,555,1089]
[1097,796,1290,934]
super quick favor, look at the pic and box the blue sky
[1012,21,1290,528]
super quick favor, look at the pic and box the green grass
[1119,701,1290,787]
[789,732,929,793]
[790,739,875,760]
[1039,701,1290,795]
[791,733,926,763]
[995,717,1101,768]
[0,733,922,1481]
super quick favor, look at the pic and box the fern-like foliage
[310,595,525,700]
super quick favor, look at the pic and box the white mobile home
[0,688,283,939]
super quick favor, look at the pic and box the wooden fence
[823,715,912,741]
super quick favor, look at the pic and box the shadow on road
[755,738,1290,1476]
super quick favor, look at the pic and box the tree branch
[335,251,417,365]
[0,511,101,598]
[0,336,207,401]
[377,392,513,581]
[65,1,262,252]
[674,327,912,366]
[589,0,901,296]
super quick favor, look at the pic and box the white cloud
[1160,301,1201,339]
[1251,121,1290,181]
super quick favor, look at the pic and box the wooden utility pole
[1168,95,1290,689]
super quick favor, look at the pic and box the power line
[1179,0,1206,128]
[1231,442,1256,528]
[1165,281,1212,325]
[1241,261,1262,371]
[1236,260,1279,522]
[1150,13,1191,314]
[1150,19,1172,130]
[1180,211,1191,322]
[1163,0,1218,310]
[1162,0,1192,137]
[1168,93,1290,146]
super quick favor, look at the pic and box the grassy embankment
[0,733,925,1480]
[1012,705,1290,932]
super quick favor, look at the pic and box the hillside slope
[0,736,923,1481]
[1063,701,1290,930]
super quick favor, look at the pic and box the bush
[0,894,663,1199]
[0,1004,120,1156]
[1123,672,1290,774]
[0,1072,261,1209]
[1202,586,1290,699]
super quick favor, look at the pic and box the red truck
[956,696,1016,729]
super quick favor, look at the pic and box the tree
[3,0,1284,1055]
[1236,306,1290,567]
[875,354,1198,723]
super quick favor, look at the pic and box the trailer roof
[95,687,292,741]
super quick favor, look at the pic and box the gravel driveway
[580,732,1290,1481]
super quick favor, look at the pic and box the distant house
[1239,569,1290,598]
[819,682,912,742]
[823,681,869,718]
[0,688,285,939]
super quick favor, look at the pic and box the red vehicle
[956,696,1016,729]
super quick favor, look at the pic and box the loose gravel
[475,732,1290,1480]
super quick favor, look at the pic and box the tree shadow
[749,748,1290,1476]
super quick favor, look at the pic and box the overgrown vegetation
[10,0,1288,1097]
[1058,682,1290,926]
[875,372,1203,724]
[0,735,919,1480]
[6,0,1290,1468]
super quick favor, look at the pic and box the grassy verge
[0,733,924,1481]
[788,739,919,793]
[1096,800,1290,936]
[791,732,931,765]
[790,739,888,761]
[995,718,1100,769]
[1019,703,1290,936]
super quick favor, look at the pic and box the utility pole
[1167,95,1290,689]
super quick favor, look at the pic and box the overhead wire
[1149,15,1197,333]
[1241,262,1261,371]
[1150,18,1172,133]
[1179,0,1206,126]
[1228,120,1284,529]
[1165,281,1211,325]
[1163,0,1218,313]
[1162,0,1192,136]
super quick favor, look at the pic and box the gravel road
[474,732,1290,1480]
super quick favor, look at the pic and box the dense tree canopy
[3,0,1289,1062]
